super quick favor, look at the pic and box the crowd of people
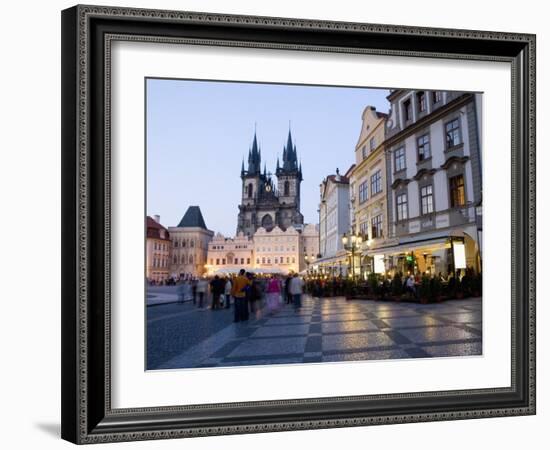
[173,271,306,323]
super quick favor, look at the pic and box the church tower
[276,129,304,230]
[237,128,303,237]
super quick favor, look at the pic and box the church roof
[177,206,208,229]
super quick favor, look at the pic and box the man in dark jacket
[209,275,225,310]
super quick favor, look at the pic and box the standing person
[196,277,208,308]
[224,277,232,309]
[406,274,417,299]
[284,275,292,304]
[265,276,282,315]
[191,278,197,305]
[289,273,304,311]
[209,275,224,310]
[231,269,250,322]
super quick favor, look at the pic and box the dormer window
[417,91,427,112]
[403,99,412,121]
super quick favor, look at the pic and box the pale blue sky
[146,78,389,236]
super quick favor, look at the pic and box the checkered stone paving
[148,295,482,370]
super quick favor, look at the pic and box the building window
[396,193,408,221]
[216,258,219,265]
[262,257,265,264]
[371,170,382,195]
[247,183,253,198]
[292,257,295,263]
[370,137,376,151]
[284,181,290,196]
[358,181,368,203]
[445,118,461,149]
[287,257,290,264]
[274,257,278,264]
[361,145,367,159]
[247,258,250,265]
[359,221,369,236]
[417,134,431,161]
[256,258,260,264]
[432,91,442,104]
[420,185,434,215]
[222,258,226,265]
[371,214,383,238]
[417,91,426,112]
[403,98,412,121]
[394,147,406,172]
[449,174,466,207]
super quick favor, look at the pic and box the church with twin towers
[237,129,304,237]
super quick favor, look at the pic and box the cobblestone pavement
[147,294,482,370]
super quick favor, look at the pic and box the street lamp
[305,254,310,276]
[342,232,363,281]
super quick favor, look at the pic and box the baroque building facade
[237,130,304,237]
[348,106,389,276]
[376,89,482,276]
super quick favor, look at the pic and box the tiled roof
[146,216,170,240]
[177,206,208,229]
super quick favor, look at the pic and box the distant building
[253,226,301,274]
[237,130,304,236]
[205,232,254,275]
[316,167,353,276]
[205,225,319,276]
[377,89,482,276]
[146,215,171,283]
[169,206,214,278]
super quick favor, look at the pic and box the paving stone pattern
[147,295,482,370]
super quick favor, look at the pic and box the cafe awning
[363,230,464,256]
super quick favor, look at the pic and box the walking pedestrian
[196,277,208,308]
[265,275,282,315]
[209,275,224,310]
[224,277,232,309]
[289,273,304,311]
[284,275,292,304]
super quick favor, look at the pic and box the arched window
[181,254,187,264]
[190,240,195,248]
[248,183,253,198]
[284,180,290,196]
[261,214,274,231]
[189,255,193,264]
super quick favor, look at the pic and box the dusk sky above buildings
[146,78,390,236]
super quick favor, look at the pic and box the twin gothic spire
[242,127,302,179]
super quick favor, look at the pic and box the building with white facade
[348,106,389,277]
[205,225,319,276]
[372,89,482,276]
[205,232,254,275]
[316,167,353,276]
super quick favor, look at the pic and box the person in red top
[265,276,282,315]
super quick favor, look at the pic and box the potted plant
[419,275,431,304]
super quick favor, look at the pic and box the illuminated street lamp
[342,232,363,281]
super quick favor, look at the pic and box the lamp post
[305,254,310,276]
[342,232,363,281]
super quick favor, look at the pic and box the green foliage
[430,277,442,302]
[367,272,380,297]
[391,273,403,296]
[419,275,431,301]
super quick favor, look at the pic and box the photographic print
[145,79,483,371]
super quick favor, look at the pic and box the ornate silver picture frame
[61,5,535,444]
